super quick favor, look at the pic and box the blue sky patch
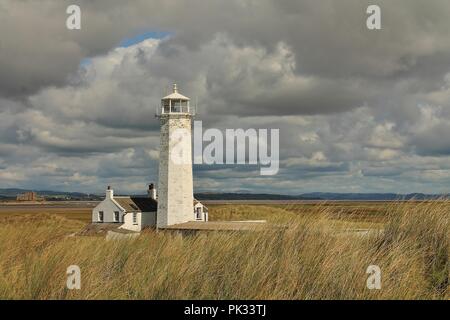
[78,31,171,68]
[79,57,92,67]
[118,30,171,47]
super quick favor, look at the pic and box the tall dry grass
[0,201,448,299]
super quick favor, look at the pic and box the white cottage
[92,185,158,232]
[92,184,208,232]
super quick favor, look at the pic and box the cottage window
[196,207,202,220]
[98,211,104,222]
[114,211,120,222]
[132,212,137,224]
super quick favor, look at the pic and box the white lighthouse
[89,84,208,233]
[156,84,195,228]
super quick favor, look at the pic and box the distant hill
[0,188,447,201]
[299,192,447,201]
[195,193,319,201]
[195,192,448,201]
[0,188,102,200]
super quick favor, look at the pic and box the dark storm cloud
[412,123,450,156]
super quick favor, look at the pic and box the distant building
[16,191,39,201]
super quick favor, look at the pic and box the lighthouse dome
[162,84,190,101]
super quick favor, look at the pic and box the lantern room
[161,84,191,114]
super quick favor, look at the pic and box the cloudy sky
[1,0,450,195]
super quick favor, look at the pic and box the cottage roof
[115,197,157,212]
[194,198,207,209]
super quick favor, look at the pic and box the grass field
[0,201,448,299]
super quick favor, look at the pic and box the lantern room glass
[162,99,190,114]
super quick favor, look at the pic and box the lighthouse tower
[156,84,194,228]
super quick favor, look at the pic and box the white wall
[120,211,156,231]
[92,198,124,223]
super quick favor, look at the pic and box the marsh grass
[0,201,448,299]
